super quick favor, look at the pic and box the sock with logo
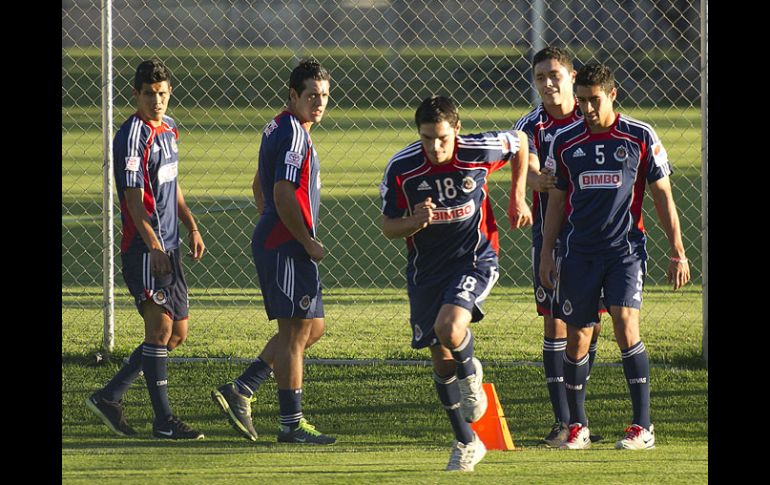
[234,357,274,398]
[450,329,476,379]
[543,337,569,423]
[278,388,303,430]
[564,352,590,426]
[587,340,599,381]
[621,341,651,429]
[101,343,143,402]
[434,372,474,445]
[142,343,172,423]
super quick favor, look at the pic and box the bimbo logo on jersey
[431,200,475,224]
[578,170,622,189]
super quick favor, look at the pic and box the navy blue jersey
[380,132,519,286]
[253,111,321,256]
[547,113,673,259]
[513,103,583,247]
[114,113,180,254]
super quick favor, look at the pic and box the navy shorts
[532,245,556,316]
[554,253,646,328]
[121,248,189,321]
[253,247,324,321]
[407,259,500,349]
[533,244,608,319]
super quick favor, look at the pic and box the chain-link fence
[62,0,703,363]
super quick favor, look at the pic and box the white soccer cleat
[445,432,487,472]
[560,423,591,449]
[615,424,655,450]
[457,357,488,423]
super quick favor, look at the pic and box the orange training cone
[470,382,516,450]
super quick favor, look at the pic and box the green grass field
[63,63,705,482]
[63,361,707,484]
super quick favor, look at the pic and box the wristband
[670,257,688,263]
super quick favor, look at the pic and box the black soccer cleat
[152,415,205,440]
[211,382,258,441]
[85,391,137,437]
[277,418,336,445]
[541,421,569,448]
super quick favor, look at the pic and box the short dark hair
[532,46,573,72]
[414,95,459,128]
[288,58,331,97]
[575,62,615,94]
[134,59,172,91]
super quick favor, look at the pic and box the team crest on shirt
[562,299,573,315]
[152,290,167,305]
[461,176,477,193]
[170,137,178,153]
[414,325,423,341]
[535,286,546,303]
[299,295,311,310]
[614,146,628,162]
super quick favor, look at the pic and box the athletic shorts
[121,248,189,321]
[554,253,646,328]
[253,247,324,321]
[407,259,499,349]
[532,244,608,319]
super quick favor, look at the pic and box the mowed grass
[62,361,707,484]
[63,285,703,367]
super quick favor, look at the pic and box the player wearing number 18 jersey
[380,96,531,471]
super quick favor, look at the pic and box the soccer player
[380,96,531,471]
[211,58,335,445]
[539,63,690,450]
[85,59,206,440]
[512,46,603,447]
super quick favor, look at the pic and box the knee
[433,320,466,348]
[145,328,172,346]
[166,331,187,351]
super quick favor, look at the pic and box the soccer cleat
[615,424,655,450]
[211,382,258,441]
[560,423,591,449]
[445,432,487,472]
[85,391,137,437]
[457,357,488,423]
[152,415,205,440]
[277,418,336,445]
[541,421,569,448]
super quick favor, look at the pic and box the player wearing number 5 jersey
[539,63,690,450]
[380,96,531,471]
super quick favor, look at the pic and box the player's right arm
[123,188,172,276]
[273,180,324,261]
[381,197,436,239]
[538,187,565,290]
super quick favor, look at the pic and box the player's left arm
[177,183,205,261]
[507,130,533,229]
[648,176,689,290]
